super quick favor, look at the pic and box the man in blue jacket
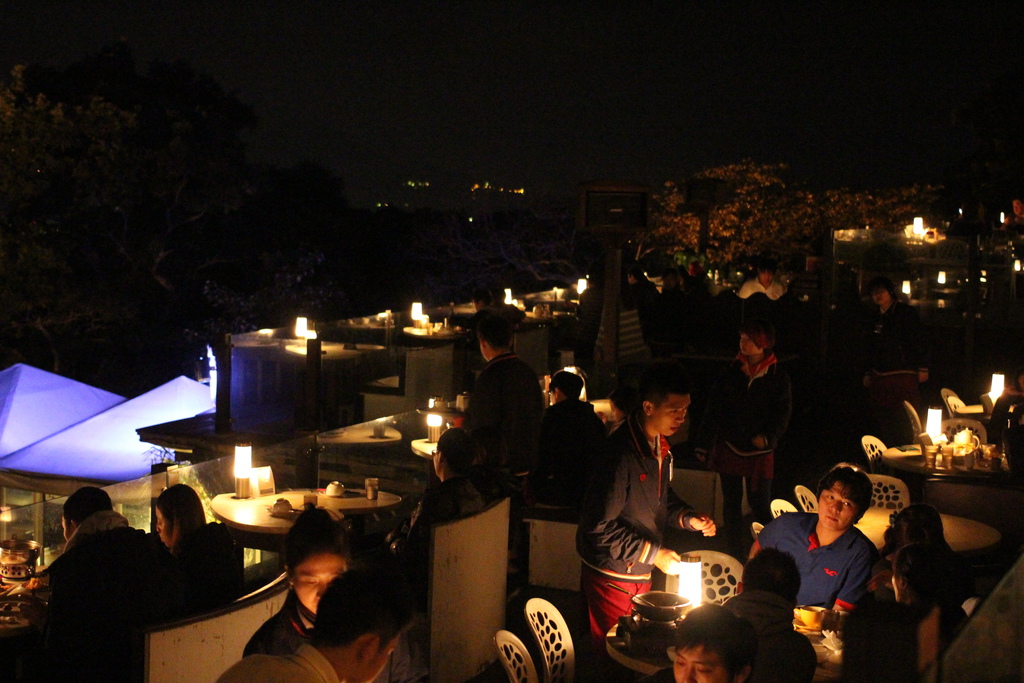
[577,361,717,661]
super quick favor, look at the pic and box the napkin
[821,630,843,653]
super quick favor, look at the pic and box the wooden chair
[861,435,888,474]
[941,418,988,445]
[902,401,923,439]
[794,485,818,512]
[429,498,510,682]
[524,598,575,683]
[866,474,910,512]
[770,498,797,518]
[682,550,744,605]
[750,521,764,540]
[495,630,539,683]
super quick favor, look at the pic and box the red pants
[580,564,651,661]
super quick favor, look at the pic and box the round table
[605,626,669,675]
[410,438,438,459]
[881,445,1007,479]
[319,425,402,445]
[854,507,1001,554]
[402,327,465,341]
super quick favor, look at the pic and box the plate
[793,619,821,635]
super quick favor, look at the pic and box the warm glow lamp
[0,506,11,523]
[990,373,1005,400]
[937,271,946,285]
[295,317,308,338]
[902,280,911,296]
[426,413,444,443]
[577,278,587,295]
[913,216,925,235]
[234,443,253,499]
[677,555,703,608]
[504,288,513,305]
[925,409,943,440]
[411,302,423,321]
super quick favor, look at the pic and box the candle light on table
[504,288,513,305]
[902,280,911,296]
[295,317,308,338]
[925,408,943,442]
[990,373,1005,400]
[426,413,444,443]
[577,278,587,295]
[234,443,253,499]
[937,271,946,285]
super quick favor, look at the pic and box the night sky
[3,2,1024,208]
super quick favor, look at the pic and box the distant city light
[470,182,525,194]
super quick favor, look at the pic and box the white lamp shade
[411,303,423,321]
[577,278,587,294]
[426,413,443,428]
[902,280,911,295]
[677,556,703,608]
[913,216,924,234]
[991,374,1005,398]
[504,288,513,304]
[295,317,308,338]
[926,408,943,438]
[234,444,252,479]
[937,271,946,284]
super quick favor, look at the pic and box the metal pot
[631,591,692,622]
[0,539,41,580]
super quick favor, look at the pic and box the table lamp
[676,555,703,608]
[426,413,444,443]
[234,443,253,499]
[577,278,587,295]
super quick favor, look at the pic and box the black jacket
[176,521,244,614]
[465,351,543,474]
[533,398,609,508]
[697,356,792,453]
[864,301,929,374]
[577,412,698,582]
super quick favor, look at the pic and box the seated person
[532,369,608,508]
[723,548,816,683]
[738,257,786,300]
[246,508,426,683]
[752,464,876,610]
[389,428,485,609]
[219,567,415,683]
[639,604,757,683]
[869,503,973,605]
[988,366,1024,445]
[155,483,243,613]
[42,486,187,682]
[892,542,969,649]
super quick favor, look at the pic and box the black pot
[631,591,692,622]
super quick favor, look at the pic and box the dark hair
[477,314,513,349]
[471,425,507,468]
[608,384,640,415]
[674,604,757,678]
[471,287,492,306]
[756,256,778,273]
[156,484,207,554]
[638,361,692,405]
[437,427,475,475]
[742,548,801,605]
[892,543,966,642]
[285,508,350,571]
[312,566,414,650]
[628,264,648,281]
[817,463,873,522]
[866,276,897,299]
[550,370,584,400]
[63,486,113,525]
[739,318,776,351]
[881,503,949,558]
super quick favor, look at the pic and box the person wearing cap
[532,369,608,508]
[696,319,791,552]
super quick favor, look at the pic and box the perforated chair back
[861,435,888,474]
[941,388,964,417]
[750,522,764,540]
[866,473,910,511]
[495,630,539,683]
[902,401,923,438]
[941,418,988,445]
[794,485,818,512]
[770,498,798,518]
[682,550,744,605]
[524,598,575,683]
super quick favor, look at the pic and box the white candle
[926,408,943,439]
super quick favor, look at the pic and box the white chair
[750,521,763,540]
[524,598,574,683]
[794,485,818,512]
[682,550,744,605]
[961,596,981,617]
[902,401,923,438]
[495,630,539,683]
[770,499,797,518]
[861,435,888,474]
[866,473,910,512]
[941,388,965,417]
[941,417,988,445]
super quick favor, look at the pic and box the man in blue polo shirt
[752,464,876,610]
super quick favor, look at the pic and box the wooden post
[215,334,233,434]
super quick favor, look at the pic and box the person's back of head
[893,543,961,610]
[437,427,475,476]
[477,313,513,350]
[312,566,415,680]
[675,604,757,682]
[883,503,948,557]
[608,384,640,416]
[638,361,692,405]
[285,508,350,570]
[549,370,584,401]
[817,463,873,522]
[471,287,493,307]
[742,548,801,605]
[63,486,113,526]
